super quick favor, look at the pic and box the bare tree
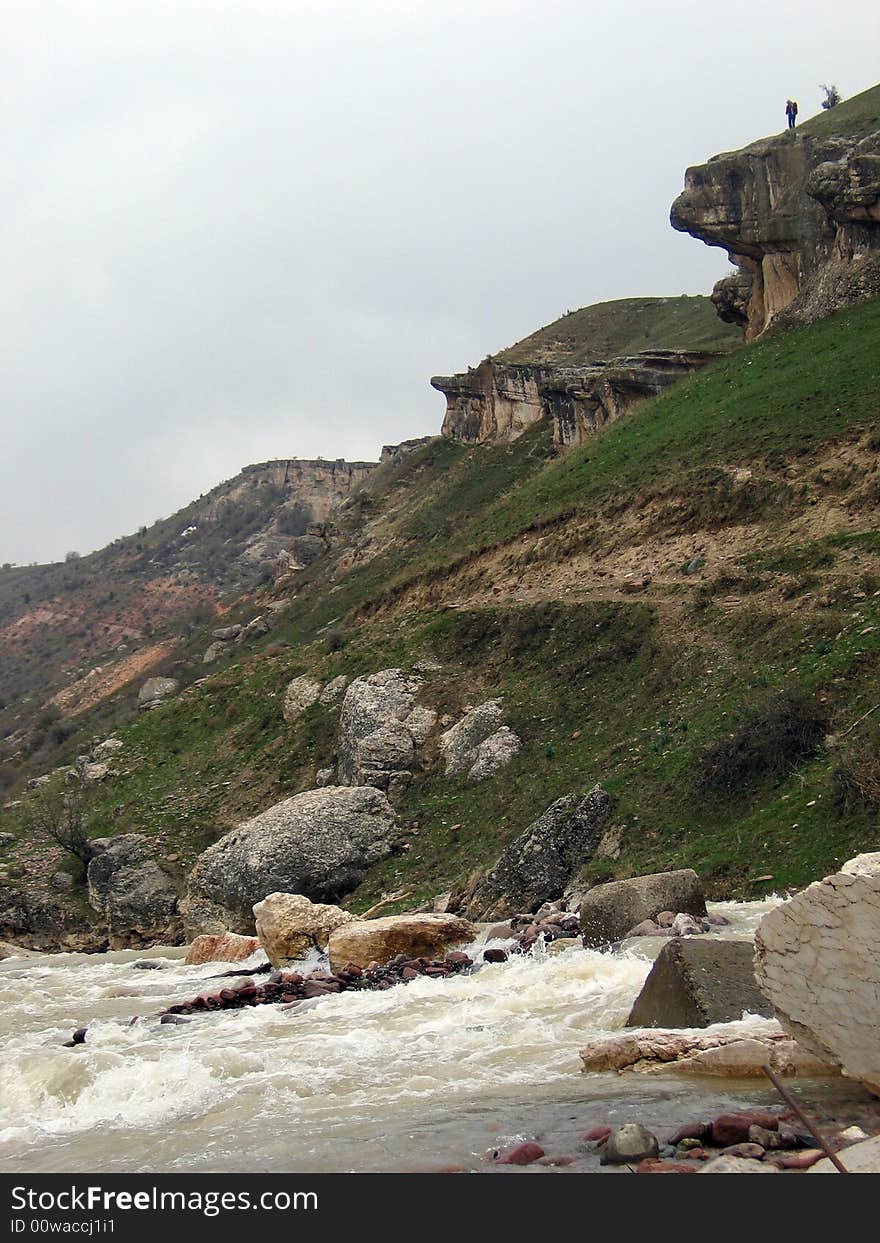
[23,777,94,881]
[820,84,842,110]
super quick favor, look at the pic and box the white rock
[755,853,880,1094]
[282,676,322,723]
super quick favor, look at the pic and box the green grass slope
[3,300,880,928]
[496,294,740,366]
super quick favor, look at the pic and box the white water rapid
[0,900,801,1173]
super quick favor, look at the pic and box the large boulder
[327,912,477,971]
[337,668,435,791]
[464,785,612,918]
[626,938,773,1028]
[580,869,706,948]
[182,786,397,936]
[137,677,179,711]
[185,931,260,965]
[253,891,357,966]
[755,852,880,1094]
[282,676,323,723]
[440,700,521,780]
[86,834,180,948]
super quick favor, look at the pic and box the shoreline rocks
[626,937,773,1028]
[755,852,880,1095]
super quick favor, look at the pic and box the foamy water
[0,900,789,1173]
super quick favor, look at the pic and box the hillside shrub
[697,690,828,793]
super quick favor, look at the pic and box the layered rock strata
[432,353,717,448]
[671,117,880,339]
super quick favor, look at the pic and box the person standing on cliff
[785,99,798,129]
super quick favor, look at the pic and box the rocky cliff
[432,295,737,447]
[671,83,880,340]
[432,351,719,448]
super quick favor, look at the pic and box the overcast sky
[1,1,878,565]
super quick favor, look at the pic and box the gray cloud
[2,0,878,563]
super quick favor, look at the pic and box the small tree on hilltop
[23,776,95,882]
[820,83,842,110]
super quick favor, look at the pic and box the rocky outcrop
[327,912,477,971]
[379,437,436,465]
[754,852,880,1094]
[253,891,357,966]
[439,700,521,781]
[580,1019,834,1077]
[282,675,323,723]
[463,785,612,918]
[626,938,773,1028]
[137,677,179,711]
[337,669,436,793]
[182,786,397,936]
[432,353,717,449]
[580,869,707,948]
[86,834,180,948]
[671,105,880,340]
[184,931,259,965]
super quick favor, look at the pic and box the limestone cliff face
[671,126,880,340]
[432,352,716,448]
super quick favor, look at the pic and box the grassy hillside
[800,80,880,139]
[496,295,740,366]
[3,298,879,929]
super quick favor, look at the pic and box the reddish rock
[483,948,509,963]
[710,1110,780,1147]
[495,1142,545,1166]
[401,967,420,981]
[445,951,472,966]
[582,1126,611,1143]
[636,1159,697,1174]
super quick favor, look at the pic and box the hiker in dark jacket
[785,99,798,129]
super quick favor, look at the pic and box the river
[1,898,833,1173]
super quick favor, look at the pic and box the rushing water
[0,900,810,1173]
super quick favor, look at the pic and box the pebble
[494,1142,545,1166]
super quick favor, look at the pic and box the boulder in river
[185,931,260,965]
[182,786,397,936]
[580,869,707,948]
[253,891,357,966]
[600,1124,659,1165]
[327,912,477,971]
[626,938,773,1028]
[755,851,880,1095]
[87,834,180,948]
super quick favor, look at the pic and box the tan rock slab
[253,891,357,966]
[185,932,260,965]
[328,912,477,971]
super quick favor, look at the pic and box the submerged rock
[600,1124,659,1165]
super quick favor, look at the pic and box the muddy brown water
[0,899,852,1173]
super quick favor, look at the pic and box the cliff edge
[671,82,880,340]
